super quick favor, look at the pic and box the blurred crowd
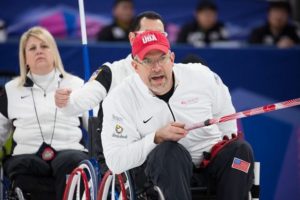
[94,0,300,48]
[1,0,300,48]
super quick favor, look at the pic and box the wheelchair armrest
[87,117,103,159]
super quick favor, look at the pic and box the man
[55,11,165,116]
[101,30,254,200]
[55,11,166,162]
[249,1,300,48]
[97,0,135,42]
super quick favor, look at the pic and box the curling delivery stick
[78,0,91,81]
[78,0,94,117]
[184,97,300,131]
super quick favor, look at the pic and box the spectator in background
[176,0,228,47]
[249,1,300,48]
[97,0,135,42]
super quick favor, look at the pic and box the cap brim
[137,44,169,60]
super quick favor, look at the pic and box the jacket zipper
[167,102,176,121]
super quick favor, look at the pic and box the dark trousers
[144,140,254,200]
[145,141,193,200]
[4,150,89,200]
[205,139,254,200]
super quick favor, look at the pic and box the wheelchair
[95,163,260,200]
[0,118,87,200]
[87,116,261,200]
[1,116,260,200]
[0,135,57,200]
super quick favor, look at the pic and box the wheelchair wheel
[122,171,135,200]
[14,187,25,200]
[97,171,135,200]
[1,176,25,200]
[153,186,165,200]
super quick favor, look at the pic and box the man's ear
[128,32,136,46]
[170,52,175,63]
[131,60,138,72]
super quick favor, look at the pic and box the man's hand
[55,88,72,108]
[154,122,188,144]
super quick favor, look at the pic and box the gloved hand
[222,132,241,141]
[200,132,241,168]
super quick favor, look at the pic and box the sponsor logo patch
[115,124,123,134]
[112,124,127,139]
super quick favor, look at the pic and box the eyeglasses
[135,54,170,68]
[134,31,168,37]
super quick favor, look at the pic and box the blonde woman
[0,26,88,200]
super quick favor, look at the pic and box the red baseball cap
[132,30,170,60]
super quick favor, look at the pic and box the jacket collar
[23,76,34,87]
[23,70,63,88]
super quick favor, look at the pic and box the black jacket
[177,21,227,46]
[97,21,130,42]
[248,23,300,45]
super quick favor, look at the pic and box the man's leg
[207,139,254,200]
[145,141,193,200]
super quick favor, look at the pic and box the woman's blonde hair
[18,26,67,85]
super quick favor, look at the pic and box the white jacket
[102,63,237,174]
[60,54,134,115]
[0,70,87,155]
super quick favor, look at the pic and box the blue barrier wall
[0,41,299,199]
[1,41,299,101]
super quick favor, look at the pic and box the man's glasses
[135,53,170,68]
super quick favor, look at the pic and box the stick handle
[78,0,92,117]
[185,98,300,131]
[78,0,87,45]
[78,0,91,80]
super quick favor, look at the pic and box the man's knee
[150,141,191,165]
[145,142,193,199]
[146,141,193,178]
[227,139,255,182]
[234,140,254,159]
